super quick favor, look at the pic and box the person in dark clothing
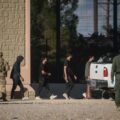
[35,57,57,100]
[10,55,26,100]
[63,54,77,99]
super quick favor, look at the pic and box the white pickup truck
[89,62,115,99]
[90,63,115,88]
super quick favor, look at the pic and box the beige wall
[0,0,30,84]
[0,0,25,65]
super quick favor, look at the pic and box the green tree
[31,0,44,46]
[61,0,79,48]
[31,0,57,56]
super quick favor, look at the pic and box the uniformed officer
[0,52,9,101]
[111,51,120,110]
[63,53,77,99]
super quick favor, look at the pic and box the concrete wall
[0,0,31,85]
[0,0,25,66]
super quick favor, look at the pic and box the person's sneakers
[49,95,57,100]
[22,97,29,100]
[82,93,87,99]
[35,96,41,100]
[63,93,69,100]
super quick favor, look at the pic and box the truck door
[90,63,104,80]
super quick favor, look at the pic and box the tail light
[103,67,108,77]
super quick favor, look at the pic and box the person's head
[16,55,24,63]
[41,57,47,64]
[0,52,3,58]
[66,53,73,61]
[88,56,94,62]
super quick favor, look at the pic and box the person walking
[63,53,77,99]
[10,55,26,100]
[35,57,57,100]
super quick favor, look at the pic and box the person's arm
[69,68,77,80]
[19,69,24,81]
[74,75,77,80]
[5,61,10,71]
[13,69,24,81]
[41,70,46,75]
[41,70,51,76]
[85,62,89,80]
[64,66,68,82]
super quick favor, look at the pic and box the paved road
[0,99,120,120]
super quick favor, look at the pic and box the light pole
[113,0,118,52]
[94,0,98,33]
[56,0,61,82]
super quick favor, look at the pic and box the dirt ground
[0,99,120,120]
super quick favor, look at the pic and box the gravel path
[0,99,120,120]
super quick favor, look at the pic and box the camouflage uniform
[0,52,9,101]
[111,54,120,107]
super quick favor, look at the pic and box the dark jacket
[10,56,24,80]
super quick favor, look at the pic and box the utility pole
[98,0,118,51]
[56,0,61,81]
[94,0,98,33]
[106,0,110,37]
[45,39,48,57]
[113,0,118,52]
[98,0,112,36]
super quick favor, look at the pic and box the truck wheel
[110,92,115,100]
[102,90,110,99]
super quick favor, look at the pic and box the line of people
[0,53,94,101]
[0,53,117,99]
[36,53,78,100]
[35,53,94,100]
[0,51,120,111]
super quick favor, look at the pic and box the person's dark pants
[65,75,74,96]
[11,79,24,99]
[114,75,120,108]
[115,89,120,107]
[37,76,52,97]
[2,93,7,101]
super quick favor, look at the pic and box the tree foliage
[31,0,56,52]
[60,0,79,48]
